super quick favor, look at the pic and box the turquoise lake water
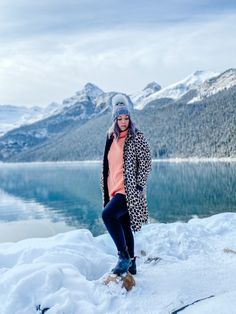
[0,161,236,242]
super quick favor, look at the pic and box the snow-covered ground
[0,212,236,314]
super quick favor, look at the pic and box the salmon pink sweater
[107,130,128,199]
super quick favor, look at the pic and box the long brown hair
[107,116,137,140]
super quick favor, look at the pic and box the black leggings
[102,193,134,258]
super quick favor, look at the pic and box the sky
[0,0,236,107]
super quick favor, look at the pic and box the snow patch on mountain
[63,83,104,108]
[95,92,115,114]
[131,82,162,109]
[188,68,236,103]
[77,82,104,99]
[135,71,219,109]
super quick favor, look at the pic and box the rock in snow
[0,212,236,314]
[103,272,136,292]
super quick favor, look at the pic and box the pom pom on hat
[111,93,132,121]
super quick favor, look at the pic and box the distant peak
[143,81,161,92]
[220,68,236,76]
[192,70,205,76]
[84,82,102,90]
[180,70,219,87]
[76,82,104,98]
[189,70,218,79]
[207,68,236,84]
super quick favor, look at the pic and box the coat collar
[126,128,135,141]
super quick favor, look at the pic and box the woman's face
[117,114,130,131]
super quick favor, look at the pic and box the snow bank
[0,212,236,314]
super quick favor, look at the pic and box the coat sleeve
[135,132,152,189]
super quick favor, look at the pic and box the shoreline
[1,157,236,166]
[0,212,235,244]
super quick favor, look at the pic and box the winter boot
[112,249,131,276]
[128,256,137,275]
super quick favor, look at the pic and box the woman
[101,93,152,276]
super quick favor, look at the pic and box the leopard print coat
[100,128,152,232]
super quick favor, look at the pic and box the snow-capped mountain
[0,83,108,160]
[188,68,236,103]
[2,70,232,137]
[77,82,104,98]
[95,92,116,114]
[131,82,162,110]
[1,68,236,162]
[0,105,44,136]
[133,70,219,109]
[63,83,104,107]
[0,102,68,137]
[0,83,104,136]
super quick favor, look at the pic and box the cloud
[0,1,236,106]
[1,0,235,40]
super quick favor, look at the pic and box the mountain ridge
[0,68,236,162]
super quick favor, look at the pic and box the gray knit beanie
[111,94,132,121]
